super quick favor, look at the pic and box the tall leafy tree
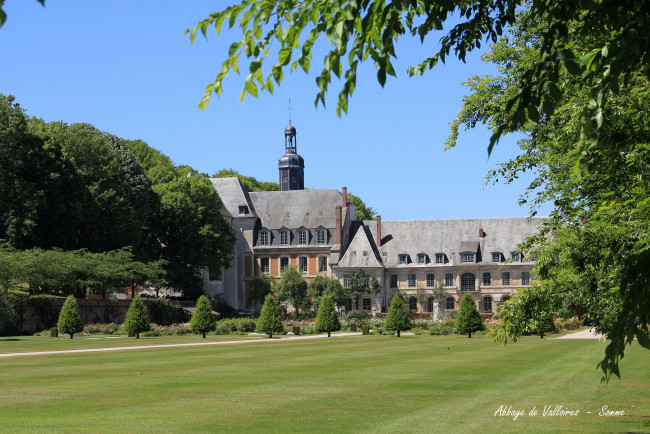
[0,287,15,322]
[145,175,236,299]
[190,295,216,338]
[276,266,310,316]
[213,169,279,192]
[124,296,150,338]
[315,295,341,337]
[347,193,376,221]
[308,274,346,313]
[257,294,284,338]
[248,273,274,311]
[456,294,485,338]
[385,294,411,337]
[57,295,83,339]
[448,8,650,379]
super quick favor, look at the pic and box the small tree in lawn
[385,294,411,337]
[256,294,283,338]
[190,295,216,338]
[57,295,83,339]
[456,293,485,338]
[124,296,150,338]
[315,295,341,337]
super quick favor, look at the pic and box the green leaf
[636,329,650,350]
[278,47,292,66]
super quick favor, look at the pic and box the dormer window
[280,230,289,245]
[238,205,249,215]
[435,253,446,264]
[511,252,522,262]
[492,252,503,263]
[460,252,475,263]
[316,229,326,244]
[417,253,428,264]
[260,230,270,246]
[398,254,408,265]
[298,229,307,244]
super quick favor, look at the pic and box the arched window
[461,273,475,291]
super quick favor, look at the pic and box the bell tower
[278,123,305,191]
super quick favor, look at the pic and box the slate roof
[209,177,256,218]
[361,217,546,268]
[248,189,342,230]
[337,223,383,268]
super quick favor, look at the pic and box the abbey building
[204,123,542,315]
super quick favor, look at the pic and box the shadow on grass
[0,338,26,341]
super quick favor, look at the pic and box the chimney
[335,205,342,246]
[342,186,347,208]
[479,228,485,239]
[376,215,382,247]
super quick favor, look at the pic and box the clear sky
[1,1,550,221]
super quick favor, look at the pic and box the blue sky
[1,1,550,221]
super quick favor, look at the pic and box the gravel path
[552,328,605,340]
[0,332,362,359]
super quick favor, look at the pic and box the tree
[308,274,346,313]
[145,175,236,299]
[384,294,411,337]
[0,0,44,27]
[213,169,279,192]
[248,273,274,311]
[124,296,150,338]
[315,295,341,337]
[347,270,368,310]
[448,8,650,379]
[456,294,485,338]
[57,295,83,339]
[347,193,376,221]
[190,295,216,338]
[257,294,284,338]
[0,287,15,322]
[276,266,310,316]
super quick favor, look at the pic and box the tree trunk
[69,333,73,339]
[397,330,400,337]
[136,332,139,339]
[202,331,206,338]
[328,330,331,337]
[540,330,544,339]
[468,331,472,338]
[269,332,272,338]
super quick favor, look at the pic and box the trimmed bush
[315,295,341,337]
[257,295,283,338]
[456,293,485,338]
[124,297,150,338]
[385,295,411,337]
[57,296,83,339]
[190,295,216,338]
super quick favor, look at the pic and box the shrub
[385,295,411,337]
[428,321,456,335]
[347,310,370,324]
[142,323,192,337]
[84,323,121,335]
[57,296,83,339]
[146,299,190,325]
[190,295,216,338]
[315,295,341,337]
[214,318,258,334]
[456,294,485,338]
[123,296,150,338]
[257,295,283,338]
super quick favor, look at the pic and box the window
[260,231,269,246]
[390,274,398,288]
[346,298,353,312]
[238,205,249,215]
[483,272,492,286]
[365,274,371,288]
[398,254,408,264]
[492,252,502,263]
[343,273,350,288]
[318,256,327,272]
[408,274,416,288]
[362,298,371,311]
[484,296,493,312]
[445,273,454,287]
[435,253,446,264]
[299,256,308,273]
[317,229,326,244]
[502,296,511,303]
[280,257,289,271]
[521,271,530,285]
[427,298,435,313]
[460,252,475,263]
[298,230,307,244]
[409,297,417,311]
[280,230,289,245]
[502,272,511,286]
[461,273,475,291]
[511,252,522,262]
[446,297,455,310]
[426,273,435,287]
[417,253,428,264]
[260,258,270,273]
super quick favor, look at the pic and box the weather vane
[287,98,295,124]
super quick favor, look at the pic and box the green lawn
[1,334,648,433]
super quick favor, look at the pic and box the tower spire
[286,98,295,124]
